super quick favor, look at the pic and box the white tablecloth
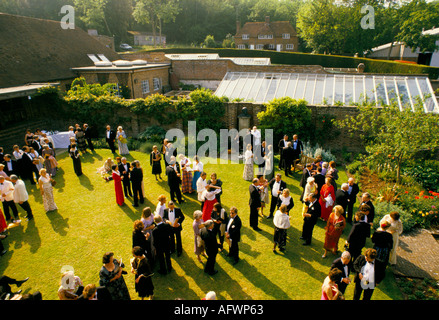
[47,131,71,149]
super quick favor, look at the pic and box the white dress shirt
[13,179,29,203]
[197,177,207,201]
[272,180,281,197]
[0,180,15,202]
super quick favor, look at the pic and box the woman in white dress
[243,144,254,181]
[38,168,57,212]
[116,126,129,155]
[155,194,167,218]
[263,145,274,181]
[379,211,403,265]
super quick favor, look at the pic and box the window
[256,44,264,50]
[237,44,246,49]
[141,80,150,94]
[268,44,275,49]
[258,34,273,39]
[282,33,290,39]
[112,83,122,97]
[286,44,294,50]
[153,78,161,91]
[242,34,249,40]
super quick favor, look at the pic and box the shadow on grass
[77,174,94,191]
[9,220,42,254]
[45,209,69,236]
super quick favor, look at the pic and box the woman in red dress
[319,177,335,221]
[201,187,221,222]
[323,205,346,258]
[0,208,8,233]
[112,165,124,206]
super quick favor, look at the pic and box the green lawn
[0,149,403,300]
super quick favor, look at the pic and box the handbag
[50,179,57,187]
[196,235,204,247]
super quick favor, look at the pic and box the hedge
[141,48,439,79]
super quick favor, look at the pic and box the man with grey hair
[152,215,173,275]
[200,220,218,275]
[165,156,183,204]
[10,175,33,221]
[335,182,349,216]
[346,177,360,224]
[330,251,352,294]
[118,157,132,198]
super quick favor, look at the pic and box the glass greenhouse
[214,72,439,113]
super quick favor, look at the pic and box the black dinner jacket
[249,184,262,208]
[166,163,181,186]
[331,257,352,280]
[299,168,311,189]
[130,166,143,184]
[163,207,185,231]
[200,227,218,256]
[152,222,172,251]
[277,139,288,153]
[268,178,287,197]
[353,254,386,285]
[227,215,242,242]
[304,199,321,225]
[347,220,370,249]
[2,159,18,176]
[348,183,360,203]
[118,162,131,182]
[282,146,294,165]
[105,129,116,142]
[291,139,304,154]
[335,189,349,212]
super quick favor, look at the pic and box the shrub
[397,190,439,229]
[346,160,366,176]
[402,160,439,192]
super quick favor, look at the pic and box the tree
[335,102,439,184]
[257,97,312,143]
[203,35,217,48]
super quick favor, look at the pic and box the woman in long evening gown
[319,177,335,221]
[323,205,346,258]
[191,156,203,192]
[321,269,343,300]
[116,126,129,155]
[179,154,193,194]
[38,168,58,212]
[112,165,124,206]
[69,143,82,176]
[150,146,162,181]
[99,252,130,300]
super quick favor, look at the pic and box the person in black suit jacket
[314,167,326,196]
[335,183,349,216]
[83,124,94,151]
[105,125,116,153]
[301,193,321,245]
[152,215,173,275]
[165,156,184,204]
[277,135,289,170]
[268,174,287,219]
[291,134,304,163]
[130,160,144,207]
[345,211,370,262]
[163,202,185,257]
[30,136,43,155]
[346,177,360,224]
[330,251,352,294]
[361,193,375,230]
[2,154,18,178]
[353,248,386,300]
[282,142,294,177]
[118,157,132,198]
[200,220,219,275]
[249,178,262,231]
[225,206,242,264]
[19,148,38,184]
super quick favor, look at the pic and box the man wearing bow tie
[267,174,286,219]
[330,251,352,294]
[3,154,18,177]
[105,125,116,154]
[0,176,20,224]
[163,201,185,257]
[353,248,386,300]
[118,157,132,198]
[301,192,321,245]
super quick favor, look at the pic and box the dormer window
[282,33,290,39]
[258,34,273,39]
[242,34,249,40]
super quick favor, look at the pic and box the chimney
[265,16,270,25]
[236,20,241,34]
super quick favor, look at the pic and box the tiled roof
[235,20,297,37]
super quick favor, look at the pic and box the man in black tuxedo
[314,167,326,196]
[118,157,132,198]
[249,178,262,231]
[3,154,18,177]
[345,211,370,262]
[165,156,183,204]
[301,193,321,245]
[105,125,116,153]
[330,251,352,294]
[361,192,375,230]
[200,220,219,275]
[277,134,289,170]
[20,148,38,184]
[31,136,43,155]
[163,201,185,257]
[152,215,173,275]
[282,142,294,177]
[299,163,313,202]
[346,177,360,224]
[130,160,144,207]
[353,248,386,300]
[291,134,304,164]
[225,206,242,265]
[267,173,287,219]
[335,183,349,216]
[83,124,94,151]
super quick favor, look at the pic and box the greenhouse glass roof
[214,72,439,113]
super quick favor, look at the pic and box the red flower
[424,196,429,199]
[415,196,420,199]
[405,191,409,194]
